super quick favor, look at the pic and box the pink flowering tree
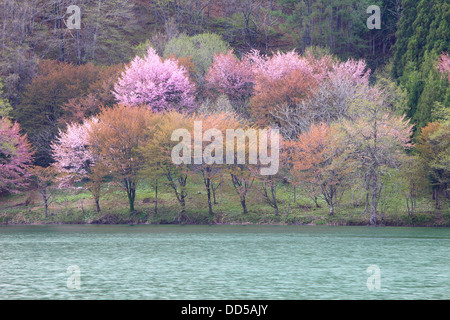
[205,50,255,103]
[51,119,99,178]
[268,54,372,138]
[438,52,450,82]
[250,49,320,82]
[114,48,196,113]
[51,118,105,213]
[329,58,370,86]
[248,50,320,126]
[0,118,34,194]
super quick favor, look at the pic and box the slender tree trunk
[125,179,136,212]
[154,179,158,216]
[370,176,378,226]
[202,169,214,216]
[271,182,278,216]
[435,186,441,209]
[91,0,103,62]
[313,195,320,208]
[406,197,411,217]
[206,179,213,216]
[328,187,335,216]
[179,193,186,219]
[240,198,248,214]
[95,197,101,213]
[230,172,253,215]
[40,188,49,218]
[128,193,135,212]
[212,181,220,205]
[44,196,48,218]
[370,108,379,226]
[365,191,370,214]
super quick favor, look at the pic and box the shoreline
[2,189,449,228]
[1,219,449,228]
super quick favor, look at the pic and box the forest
[0,0,449,226]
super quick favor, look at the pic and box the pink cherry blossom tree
[0,118,34,194]
[51,118,105,213]
[438,52,450,82]
[51,118,98,179]
[266,53,372,138]
[329,58,371,86]
[205,50,255,103]
[114,48,196,112]
[249,49,319,83]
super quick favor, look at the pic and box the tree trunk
[329,205,335,216]
[128,194,135,212]
[91,0,103,62]
[95,197,101,214]
[154,179,158,216]
[206,181,213,216]
[270,182,278,216]
[212,182,218,204]
[44,198,48,218]
[365,191,370,214]
[177,193,186,222]
[240,198,248,214]
[203,172,214,216]
[435,186,441,210]
[370,179,378,226]
[40,188,49,217]
[180,197,186,214]
[313,196,320,208]
[125,179,136,212]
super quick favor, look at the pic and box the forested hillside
[0,0,449,225]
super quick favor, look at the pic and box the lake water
[0,225,448,300]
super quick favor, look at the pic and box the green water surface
[0,225,448,299]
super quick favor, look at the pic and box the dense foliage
[0,0,449,224]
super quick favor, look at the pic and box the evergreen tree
[413,51,450,131]
[392,0,450,133]
[391,0,418,80]
[274,0,375,58]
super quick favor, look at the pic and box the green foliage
[163,33,230,78]
[373,63,408,116]
[392,0,450,133]
[274,0,375,58]
[0,78,12,118]
[403,51,450,132]
[391,0,417,79]
[132,39,154,59]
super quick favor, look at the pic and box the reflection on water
[0,225,449,299]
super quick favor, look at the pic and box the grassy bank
[1,174,449,227]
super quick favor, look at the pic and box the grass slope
[1,173,449,227]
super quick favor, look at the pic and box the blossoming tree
[0,118,34,194]
[114,48,196,112]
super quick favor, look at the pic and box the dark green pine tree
[402,0,433,76]
[413,50,450,131]
[392,0,450,133]
[391,0,418,80]
[424,0,450,57]
[273,0,373,58]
